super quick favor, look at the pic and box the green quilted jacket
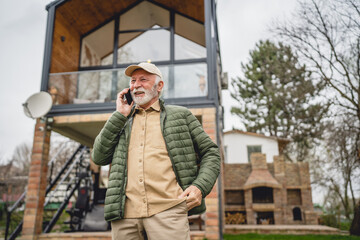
[92,100,220,221]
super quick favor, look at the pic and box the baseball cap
[125,62,163,80]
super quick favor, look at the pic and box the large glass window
[117,28,170,64]
[117,1,170,64]
[80,21,114,67]
[119,1,169,31]
[172,63,208,98]
[175,14,206,60]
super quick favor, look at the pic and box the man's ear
[157,81,164,92]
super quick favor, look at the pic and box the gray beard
[131,84,158,106]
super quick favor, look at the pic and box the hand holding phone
[124,89,133,105]
[116,88,133,116]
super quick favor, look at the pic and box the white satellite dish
[23,91,53,119]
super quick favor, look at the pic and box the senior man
[92,62,220,240]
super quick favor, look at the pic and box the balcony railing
[48,63,208,106]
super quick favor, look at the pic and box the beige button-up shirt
[124,100,186,218]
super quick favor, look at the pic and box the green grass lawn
[223,234,360,240]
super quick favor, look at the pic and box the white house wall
[224,133,279,164]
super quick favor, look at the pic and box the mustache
[132,88,146,94]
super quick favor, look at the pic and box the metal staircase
[4,144,91,240]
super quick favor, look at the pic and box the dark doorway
[293,207,302,221]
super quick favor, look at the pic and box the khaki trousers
[111,201,190,240]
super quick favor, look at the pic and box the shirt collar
[135,100,161,112]
[150,100,161,112]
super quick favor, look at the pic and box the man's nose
[133,80,142,89]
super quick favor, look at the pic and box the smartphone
[124,89,133,105]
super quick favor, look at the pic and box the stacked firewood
[225,212,246,224]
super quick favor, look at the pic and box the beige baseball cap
[125,62,163,80]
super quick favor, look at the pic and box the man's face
[130,69,163,107]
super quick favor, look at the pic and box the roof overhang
[224,130,292,144]
[46,0,204,37]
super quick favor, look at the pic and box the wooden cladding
[55,0,134,37]
[50,11,80,73]
[155,0,204,23]
[55,0,204,37]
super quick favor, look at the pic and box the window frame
[247,145,262,162]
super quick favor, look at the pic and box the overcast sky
[0,0,313,197]
[217,0,299,132]
[0,1,49,160]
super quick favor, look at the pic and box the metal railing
[43,148,91,233]
[4,144,87,240]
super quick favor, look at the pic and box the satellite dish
[23,91,53,119]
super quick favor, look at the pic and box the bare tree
[311,117,360,221]
[274,0,360,125]
[0,142,31,206]
[274,0,360,232]
[10,142,32,176]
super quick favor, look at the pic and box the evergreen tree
[231,40,328,161]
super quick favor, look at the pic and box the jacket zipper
[160,107,182,189]
[119,116,133,218]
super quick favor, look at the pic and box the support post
[21,119,51,240]
[201,108,222,240]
